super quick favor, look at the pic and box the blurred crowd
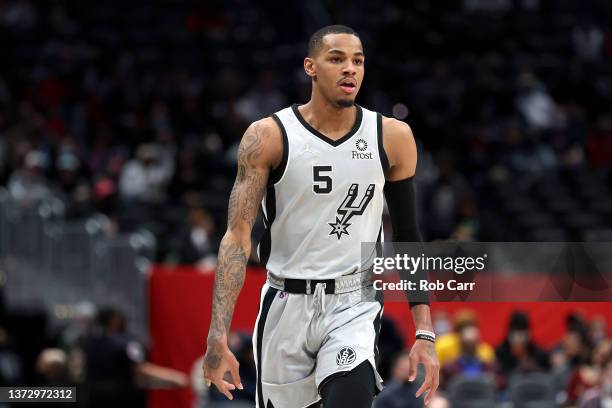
[0,306,187,408]
[373,309,612,408]
[1,0,612,265]
[1,306,609,408]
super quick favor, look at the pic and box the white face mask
[602,398,612,408]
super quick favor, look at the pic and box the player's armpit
[380,117,417,181]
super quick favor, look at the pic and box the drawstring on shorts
[313,282,326,314]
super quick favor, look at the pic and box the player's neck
[299,94,357,139]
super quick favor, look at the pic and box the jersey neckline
[291,103,363,147]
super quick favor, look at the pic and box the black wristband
[415,334,436,343]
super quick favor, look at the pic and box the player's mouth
[338,79,356,94]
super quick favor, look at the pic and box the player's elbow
[223,226,252,251]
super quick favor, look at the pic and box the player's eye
[330,57,342,63]
[354,59,363,65]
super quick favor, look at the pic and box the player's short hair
[308,25,360,57]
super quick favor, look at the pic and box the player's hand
[202,337,243,400]
[408,339,440,406]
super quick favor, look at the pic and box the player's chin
[335,98,355,108]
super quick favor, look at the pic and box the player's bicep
[227,165,268,234]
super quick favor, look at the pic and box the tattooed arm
[202,117,281,400]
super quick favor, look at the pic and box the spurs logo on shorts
[328,184,375,240]
[336,346,357,366]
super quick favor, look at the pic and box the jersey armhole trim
[269,113,289,185]
[376,113,390,176]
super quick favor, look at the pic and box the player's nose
[342,61,357,76]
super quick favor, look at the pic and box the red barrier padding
[148,266,612,408]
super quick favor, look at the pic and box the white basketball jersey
[258,104,388,280]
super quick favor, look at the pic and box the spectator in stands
[441,318,497,389]
[8,150,50,207]
[590,316,608,346]
[515,72,562,132]
[568,339,612,406]
[433,311,452,337]
[572,20,604,62]
[551,315,592,401]
[178,207,218,267]
[53,152,93,219]
[374,350,424,408]
[119,144,173,204]
[35,348,69,385]
[84,307,187,408]
[578,356,612,408]
[436,309,495,368]
[423,155,475,240]
[33,348,72,407]
[496,311,549,377]
[0,327,21,386]
[235,69,287,123]
[56,302,97,383]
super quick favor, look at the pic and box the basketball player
[203,25,440,407]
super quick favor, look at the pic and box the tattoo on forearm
[210,242,248,337]
[207,121,270,363]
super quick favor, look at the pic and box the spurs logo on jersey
[259,104,388,280]
[328,183,375,239]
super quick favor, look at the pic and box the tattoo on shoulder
[236,121,270,179]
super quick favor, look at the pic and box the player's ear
[304,57,316,79]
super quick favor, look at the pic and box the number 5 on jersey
[313,165,332,194]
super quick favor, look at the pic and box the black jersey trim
[269,114,289,185]
[372,299,383,394]
[259,185,276,267]
[255,286,278,408]
[373,300,383,367]
[376,113,390,175]
[375,223,383,258]
[291,103,363,147]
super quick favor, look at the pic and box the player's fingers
[408,355,418,382]
[229,361,243,390]
[415,362,433,398]
[424,367,440,405]
[213,379,235,400]
[202,366,212,387]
